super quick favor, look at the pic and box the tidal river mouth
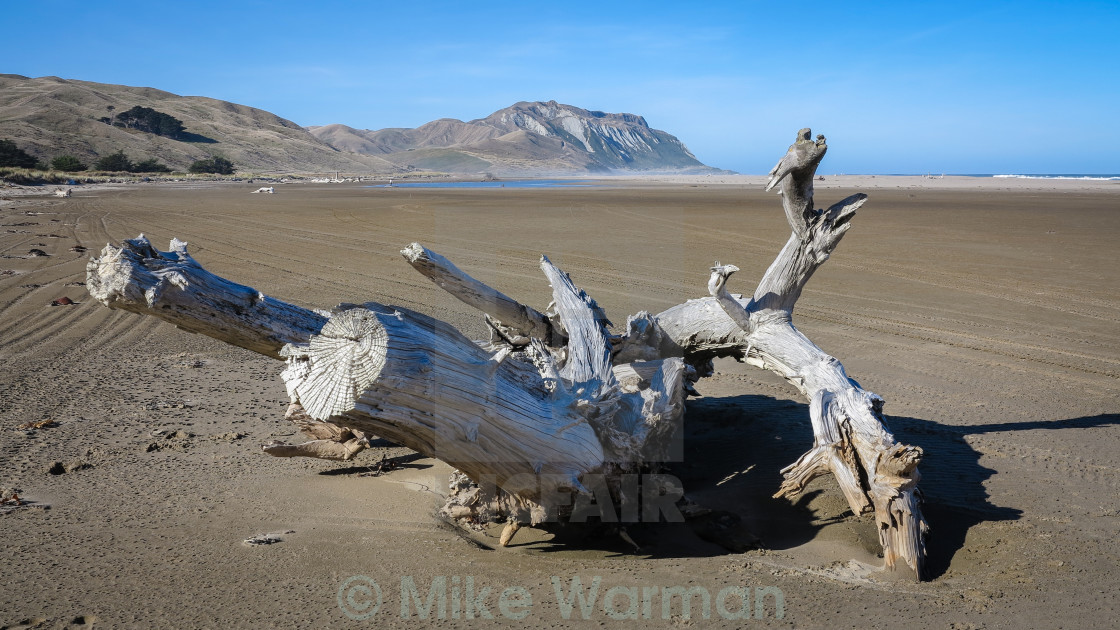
[364,179,593,189]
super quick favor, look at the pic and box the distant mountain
[0,74,393,173]
[0,75,723,175]
[309,101,724,175]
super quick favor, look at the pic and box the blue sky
[5,1,1118,174]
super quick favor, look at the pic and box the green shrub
[51,155,88,172]
[94,150,134,172]
[189,156,234,174]
[114,106,186,139]
[133,158,172,173]
[0,139,40,168]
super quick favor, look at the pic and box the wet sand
[1,178,1118,628]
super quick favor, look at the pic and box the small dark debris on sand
[1,490,51,515]
[27,249,48,257]
[17,419,58,430]
[359,453,400,477]
[47,460,91,475]
[50,296,75,306]
[212,431,246,442]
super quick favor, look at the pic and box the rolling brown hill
[310,100,723,175]
[1,75,722,175]
[0,74,394,173]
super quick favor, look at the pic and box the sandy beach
[1,177,1118,628]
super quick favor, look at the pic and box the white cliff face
[497,104,668,160]
[592,123,647,153]
[499,112,552,137]
[559,116,593,152]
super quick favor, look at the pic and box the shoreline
[590,173,1120,192]
[5,173,1119,198]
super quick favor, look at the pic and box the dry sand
[1,177,1118,628]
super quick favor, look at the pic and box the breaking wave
[992,174,1120,181]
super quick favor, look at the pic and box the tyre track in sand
[95,197,439,308]
[0,192,168,362]
[801,285,1119,353]
[799,305,1120,380]
[94,190,746,317]
[603,197,1120,322]
[105,199,687,319]
[829,259,1120,322]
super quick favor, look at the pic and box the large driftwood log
[85,130,927,579]
[88,236,688,527]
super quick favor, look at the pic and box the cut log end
[293,308,388,420]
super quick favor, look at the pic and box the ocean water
[987,174,1120,181]
[363,179,593,189]
[884,174,1120,180]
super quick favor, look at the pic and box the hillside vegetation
[0,74,394,173]
[1,75,722,175]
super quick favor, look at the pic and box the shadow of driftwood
[888,412,1119,578]
[336,392,1113,573]
[512,397,1115,575]
[318,452,432,476]
[679,398,1117,577]
[517,395,826,559]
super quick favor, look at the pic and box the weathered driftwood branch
[86,235,326,359]
[85,237,374,459]
[399,247,688,465]
[655,129,926,579]
[401,243,552,345]
[260,403,370,460]
[84,129,927,578]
